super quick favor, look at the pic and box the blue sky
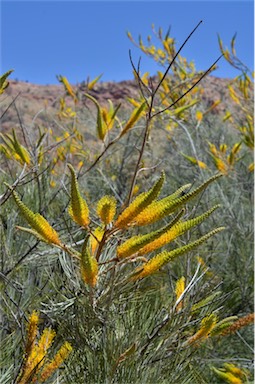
[1,1,254,85]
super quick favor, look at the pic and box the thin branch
[153,20,203,97]
[126,116,151,205]
[0,163,27,206]
[0,92,21,120]
[129,50,151,107]
[152,54,223,118]
[5,241,39,276]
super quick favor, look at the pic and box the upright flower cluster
[17,311,72,384]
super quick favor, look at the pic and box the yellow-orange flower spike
[131,227,224,280]
[120,101,147,137]
[134,206,219,259]
[223,363,248,379]
[80,237,98,287]
[117,209,185,259]
[187,314,217,345]
[211,365,247,384]
[222,313,254,336]
[11,189,61,246]
[115,171,165,229]
[97,195,117,225]
[26,311,39,356]
[39,342,72,382]
[134,174,222,226]
[175,276,185,312]
[68,164,90,227]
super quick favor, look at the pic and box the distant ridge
[1,76,234,132]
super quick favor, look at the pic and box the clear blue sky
[1,1,254,85]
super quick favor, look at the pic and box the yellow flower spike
[67,164,90,227]
[0,130,31,166]
[197,160,207,169]
[187,314,218,345]
[115,171,165,229]
[57,75,78,103]
[10,188,61,246]
[25,328,55,380]
[17,312,72,384]
[39,341,72,383]
[36,328,56,357]
[120,101,147,137]
[102,99,121,131]
[102,107,108,124]
[137,205,220,257]
[223,110,232,122]
[175,276,185,312]
[210,316,238,337]
[248,162,254,172]
[80,236,98,287]
[26,311,39,357]
[17,311,40,384]
[211,366,244,384]
[220,143,228,153]
[182,153,207,169]
[12,129,31,166]
[221,313,254,336]
[214,158,228,175]
[97,195,117,225]
[208,142,218,156]
[0,69,13,93]
[117,209,185,259]
[87,73,103,90]
[223,363,248,380]
[84,93,107,140]
[228,142,242,166]
[135,174,223,226]
[131,227,224,281]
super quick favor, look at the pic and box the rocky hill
[0,75,234,133]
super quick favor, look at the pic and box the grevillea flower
[212,363,249,384]
[134,174,223,226]
[221,313,254,336]
[80,236,98,287]
[175,276,185,312]
[5,129,31,165]
[84,93,107,140]
[212,368,242,384]
[10,188,61,246]
[131,227,224,280]
[25,311,39,357]
[39,342,73,382]
[18,328,56,384]
[187,314,217,345]
[117,209,184,259]
[97,195,117,225]
[120,101,147,137]
[118,205,219,259]
[223,363,248,379]
[17,312,72,384]
[18,311,40,384]
[210,316,238,337]
[68,164,90,227]
[115,171,165,229]
[38,328,55,350]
